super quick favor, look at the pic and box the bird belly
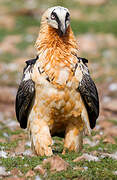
[28,80,84,135]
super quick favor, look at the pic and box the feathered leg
[63,117,84,154]
[28,119,53,156]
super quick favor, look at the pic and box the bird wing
[15,56,38,129]
[75,57,99,129]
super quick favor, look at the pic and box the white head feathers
[43,6,70,35]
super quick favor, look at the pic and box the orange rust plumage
[29,13,89,155]
[15,7,99,156]
[33,20,79,88]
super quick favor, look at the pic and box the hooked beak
[58,22,67,36]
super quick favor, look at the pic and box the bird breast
[30,62,83,128]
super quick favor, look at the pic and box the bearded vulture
[15,6,99,156]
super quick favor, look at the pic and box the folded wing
[76,57,99,129]
[15,57,38,128]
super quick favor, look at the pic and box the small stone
[11,168,22,176]
[109,83,117,91]
[34,165,45,175]
[83,166,88,170]
[73,166,84,171]
[35,175,42,180]
[73,153,99,162]
[43,155,70,172]
[25,141,31,147]
[0,151,8,158]
[103,136,115,144]
[114,171,117,175]
[0,166,10,176]
[23,149,33,156]
[25,170,35,177]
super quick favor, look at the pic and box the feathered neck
[32,17,78,88]
[33,17,79,85]
[35,17,78,66]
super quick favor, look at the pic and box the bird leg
[63,118,84,154]
[29,120,53,156]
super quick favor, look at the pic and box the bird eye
[51,14,56,20]
[66,12,70,21]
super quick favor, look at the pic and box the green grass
[0,0,117,179]
[16,16,40,30]
[0,152,117,179]
[0,29,9,41]
[0,142,18,150]
[0,156,45,174]
[52,136,64,154]
[0,123,24,138]
[0,53,17,63]
[16,40,31,50]
[0,132,117,179]
[0,124,117,179]
[0,70,19,86]
[43,157,117,180]
[0,16,40,42]
[85,141,117,154]
[0,127,24,150]
[108,119,117,126]
[1,155,117,179]
[71,20,117,36]
[1,17,117,46]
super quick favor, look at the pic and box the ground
[0,0,117,179]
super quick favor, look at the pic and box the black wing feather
[15,79,35,129]
[76,57,99,129]
[15,57,38,129]
[78,74,99,129]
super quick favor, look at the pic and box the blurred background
[0,0,117,178]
